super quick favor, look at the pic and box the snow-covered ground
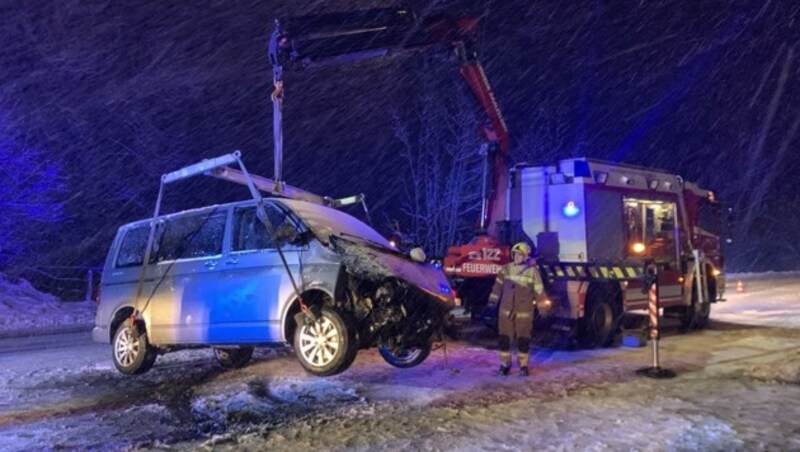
[0,272,799,451]
[713,271,800,328]
[0,275,95,335]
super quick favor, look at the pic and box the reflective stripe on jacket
[488,262,544,316]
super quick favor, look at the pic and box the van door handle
[225,258,239,265]
[204,260,218,269]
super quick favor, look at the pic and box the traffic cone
[736,280,744,293]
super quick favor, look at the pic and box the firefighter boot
[498,335,512,376]
[518,338,531,376]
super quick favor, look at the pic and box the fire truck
[453,158,726,347]
[270,7,726,347]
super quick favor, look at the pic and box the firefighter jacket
[488,261,544,316]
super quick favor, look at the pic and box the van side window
[115,224,162,268]
[233,205,295,251]
[158,210,227,261]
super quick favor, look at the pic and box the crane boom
[269,7,511,236]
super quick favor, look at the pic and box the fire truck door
[624,198,682,304]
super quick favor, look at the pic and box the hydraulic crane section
[268,7,511,241]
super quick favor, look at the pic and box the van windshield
[276,199,391,249]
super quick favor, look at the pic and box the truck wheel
[378,342,432,368]
[680,279,713,331]
[213,347,254,369]
[578,299,616,348]
[112,320,157,375]
[294,307,357,377]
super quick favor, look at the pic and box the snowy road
[1,273,800,450]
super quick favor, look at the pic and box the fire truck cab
[499,157,725,347]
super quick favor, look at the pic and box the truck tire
[578,284,621,348]
[378,342,433,368]
[680,276,714,331]
[213,347,254,369]
[294,307,357,377]
[112,320,157,375]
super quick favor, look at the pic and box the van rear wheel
[112,320,157,375]
[213,347,254,369]
[294,307,357,377]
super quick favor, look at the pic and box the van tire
[213,347,254,369]
[294,307,357,377]
[378,341,432,368]
[112,320,157,375]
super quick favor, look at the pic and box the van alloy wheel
[112,320,157,375]
[293,307,357,377]
[298,316,341,367]
[115,327,141,368]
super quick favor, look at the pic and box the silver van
[93,196,455,377]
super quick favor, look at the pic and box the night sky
[2,1,799,294]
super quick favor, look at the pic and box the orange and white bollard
[637,265,676,379]
[736,280,745,293]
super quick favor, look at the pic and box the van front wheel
[112,320,157,375]
[378,342,432,368]
[294,307,356,377]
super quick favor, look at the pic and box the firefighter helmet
[511,242,531,257]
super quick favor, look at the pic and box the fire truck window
[624,199,676,259]
[698,200,721,235]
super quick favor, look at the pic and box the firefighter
[487,242,544,376]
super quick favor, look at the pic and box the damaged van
[93,155,455,377]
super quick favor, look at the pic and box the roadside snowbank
[0,275,94,332]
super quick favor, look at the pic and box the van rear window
[115,224,159,268]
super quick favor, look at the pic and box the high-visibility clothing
[489,261,544,368]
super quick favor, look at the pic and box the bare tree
[0,110,68,271]
[390,58,484,258]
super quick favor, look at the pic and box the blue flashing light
[562,201,581,218]
[439,283,452,294]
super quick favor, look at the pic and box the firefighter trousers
[498,309,533,367]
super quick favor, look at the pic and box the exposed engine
[345,276,448,351]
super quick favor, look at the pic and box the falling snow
[2,1,799,296]
[1,2,800,450]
